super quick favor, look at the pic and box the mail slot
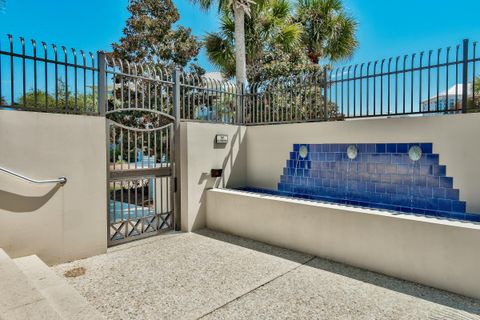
[211,169,223,177]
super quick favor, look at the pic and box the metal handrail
[0,166,67,186]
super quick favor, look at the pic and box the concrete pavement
[54,230,480,320]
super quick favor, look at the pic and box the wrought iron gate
[102,55,178,246]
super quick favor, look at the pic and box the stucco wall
[0,110,107,265]
[207,189,480,300]
[246,113,480,213]
[179,121,246,231]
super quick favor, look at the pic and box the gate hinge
[174,177,177,193]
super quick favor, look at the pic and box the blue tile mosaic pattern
[276,143,470,219]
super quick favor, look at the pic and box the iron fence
[244,39,480,124]
[1,34,479,124]
[0,35,239,121]
[179,73,239,124]
[325,39,479,119]
[0,35,99,114]
[243,71,332,124]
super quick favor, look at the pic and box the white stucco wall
[207,188,480,300]
[246,113,480,214]
[179,121,246,231]
[0,110,107,265]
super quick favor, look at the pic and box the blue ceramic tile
[396,185,409,195]
[438,199,452,211]
[397,165,410,175]
[420,165,433,175]
[445,189,460,200]
[432,188,445,198]
[386,143,396,153]
[366,144,376,153]
[440,177,453,188]
[433,165,446,176]
[357,144,367,152]
[391,154,402,164]
[397,143,408,153]
[376,144,386,153]
[426,176,439,188]
[414,176,427,187]
[420,143,433,154]
[452,201,466,213]
[427,154,439,163]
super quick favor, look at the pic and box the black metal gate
[102,55,178,246]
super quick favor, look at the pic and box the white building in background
[203,72,225,82]
[421,83,473,112]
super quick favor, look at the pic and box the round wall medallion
[408,145,422,161]
[299,145,308,159]
[347,145,358,160]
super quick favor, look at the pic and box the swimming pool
[234,186,480,222]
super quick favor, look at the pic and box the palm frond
[275,23,302,51]
[324,14,357,61]
[296,0,357,64]
[204,33,236,77]
[270,0,290,20]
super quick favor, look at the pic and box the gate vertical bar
[462,39,469,114]
[323,66,328,121]
[237,83,244,125]
[172,68,181,230]
[98,51,107,116]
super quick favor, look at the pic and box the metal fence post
[172,68,181,231]
[173,68,181,122]
[97,51,107,116]
[462,39,469,114]
[237,82,245,125]
[323,66,329,121]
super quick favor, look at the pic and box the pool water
[234,187,480,222]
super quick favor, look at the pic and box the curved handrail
[0,166,67,186]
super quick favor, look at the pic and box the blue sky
[1,0,480,72]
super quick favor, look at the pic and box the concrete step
[14,255,105,320]
[0,248,62,320]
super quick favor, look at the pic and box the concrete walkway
[54,230,480,320]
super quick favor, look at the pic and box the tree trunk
[233,6,246,123]
[233,7,247,87]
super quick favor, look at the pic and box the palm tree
[205,0,302,82]
[295,0,357,64]
[191,0,254,87]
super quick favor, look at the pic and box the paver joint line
[10,297,45,311]
[196,256,316,320]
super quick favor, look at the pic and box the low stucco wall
[179,121,246,231]
[206,188,480,299]
[0,110,107,265]
[246,113,480,214]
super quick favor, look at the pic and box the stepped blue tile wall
[278,143,467,217]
